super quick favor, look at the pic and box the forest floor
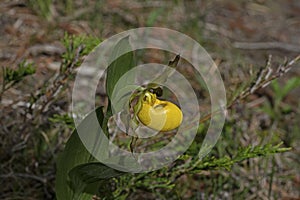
[1,0,300,199]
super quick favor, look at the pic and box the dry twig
[199,54,300,124]
[233,42,300,53]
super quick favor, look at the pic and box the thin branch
[0,173,47,184]
[233,42,300,53]
[199,54,300,124]
[33,44,84,116]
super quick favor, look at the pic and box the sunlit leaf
[55,107,105,200]
[68,162,125,200]
[106,35,136,100]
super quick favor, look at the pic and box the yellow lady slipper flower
[137,91,183,131]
